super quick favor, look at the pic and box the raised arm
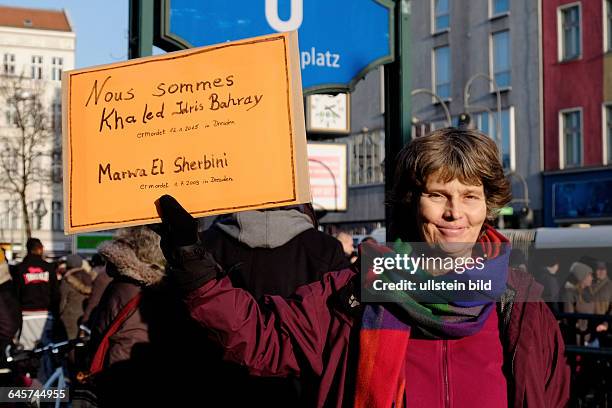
[184,269,354,377]
[153,194,356,377]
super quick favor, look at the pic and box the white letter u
[265,0,303,32]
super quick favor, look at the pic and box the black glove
[153,194,222,293]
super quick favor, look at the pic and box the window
[433,46,451,100]
[9,200,19,230]
[52,201,63,231]
[3,54,15,75]
[51,102,61,132]
[560,109,582,168]
[31,56,43,79]
[559,4,581,61]
[51,57,63,81]
[473,111,490,132]
[491,108,514,170]
[492,30,511,88]
[335,130,384,186]
[491,0,509,16]
[52,148,62,183]
[605,104,612,164]
[5,106,18,127]
[0,200,9,231]
[433,0,450,32]
[606,0,612,52]
[1,148,18,176]
[473,108,514,170]
[27,202,36,230]
[28,200,47,231]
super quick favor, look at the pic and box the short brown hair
[388,128,511,240]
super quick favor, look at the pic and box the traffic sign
[155,0,394,93]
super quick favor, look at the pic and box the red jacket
[404,310,507,407]
[185,267,569,407]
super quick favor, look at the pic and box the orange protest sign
[63,32,310,234]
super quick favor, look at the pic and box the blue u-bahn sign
[154,0,394,93]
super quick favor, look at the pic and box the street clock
[306,93,350,134]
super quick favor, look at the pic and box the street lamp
[411,88,452,128]
[506,171,532,228]
[506,171,530,207]
[463,73,503,157]
[34,198,47,230]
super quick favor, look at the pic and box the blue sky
[1,0,129,68]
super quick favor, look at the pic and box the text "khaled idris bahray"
[84,75,264,133]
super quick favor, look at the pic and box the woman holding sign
[155,128,569,407]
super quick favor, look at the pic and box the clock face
[307,93,350,133]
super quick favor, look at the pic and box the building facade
[542,0,612,226]
[315,67,387,236]
[410,0,542,227]
[0,6,75,258]
[319,0,544,234]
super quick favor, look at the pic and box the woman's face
[418,174,488,247]
[581,273,593,288]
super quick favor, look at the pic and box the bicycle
[2,333,89,408]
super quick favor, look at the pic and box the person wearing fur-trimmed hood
[59,254,95,339]
[85,226,210,407]
[88,227,166,369]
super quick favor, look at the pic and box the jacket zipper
[443,340,450,408]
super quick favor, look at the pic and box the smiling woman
[388,128,512,243]
[419,177,487,245]
[155,127,570,408]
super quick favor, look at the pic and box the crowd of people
[507,250,612,349]
[558,259,611,347]
[0,128,610,407]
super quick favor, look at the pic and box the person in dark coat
[81,254,112,327]
[202,205,349,299]
[0,250,22,391]
[592,261,612,329]
[0,250,21,354]
[536,256,562,314]
[198,205,349,406]
[87,227,210,407]
[59,254,94,339]
[156,128,570,407]
[563,261,595,345]
[13,238,59,319]
[12,238,61,382]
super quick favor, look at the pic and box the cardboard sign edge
[63,31,310,234]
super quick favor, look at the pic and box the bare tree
[0,74,53,239]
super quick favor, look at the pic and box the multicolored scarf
[354,225,510,408]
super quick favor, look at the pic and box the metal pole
[128,0,154,59]
[507,171,530,206]
[463,73,503,156]
[384,0,412,241]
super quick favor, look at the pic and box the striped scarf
[354,226,510,408]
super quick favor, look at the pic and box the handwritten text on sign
[63,32,310,234]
